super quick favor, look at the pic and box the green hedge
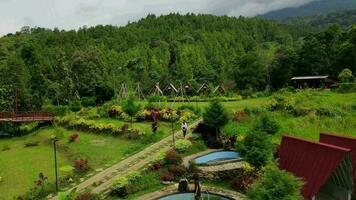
[55,117,144,138]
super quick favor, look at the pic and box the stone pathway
[199,162,244,172]
[51,119,201,199]
[136,184,245,200]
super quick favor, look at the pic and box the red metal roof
[319,133,356,194]
[278,136,351,199]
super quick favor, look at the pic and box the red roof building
[278,136,353,200]
[319,133,356,198]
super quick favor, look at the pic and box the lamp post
[171,113,175,148]
[52,137,59,193]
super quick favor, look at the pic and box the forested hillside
[260,0,356,20]
[0,14,355,111]
[286,9,356,29]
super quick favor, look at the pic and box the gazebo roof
[213,85,225,94]
[291,76,329,80]
[151,84,163,96]
[197,83,211,93]
[163,83,178,93]
[278,136,353,199]
[319,133,356,195]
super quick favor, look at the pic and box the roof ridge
[283,135,351,152]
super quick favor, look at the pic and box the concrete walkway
[136,184,245,200]
[51,119,201,199]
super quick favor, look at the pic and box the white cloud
[0,0,316,36]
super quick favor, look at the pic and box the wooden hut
[213,85,226,95]
[291,76,337,89]
[181,83,196,96]
[163,83,178,96]
[197,83,211,95]
[151,83,163,96]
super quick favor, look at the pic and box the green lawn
[0,120,175,199]
[0,132,71,200]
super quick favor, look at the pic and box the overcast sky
[0,0,316,36]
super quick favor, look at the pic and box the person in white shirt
[181,121,188,138]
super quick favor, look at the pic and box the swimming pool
[158,192,231,200]
[194,151,240,165]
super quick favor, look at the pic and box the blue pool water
[194,151,240,164]
[158,193,230,200]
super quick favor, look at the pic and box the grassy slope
[0,132,71,200]
[0,121,172,199]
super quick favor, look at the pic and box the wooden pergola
[197,83,211,95]
[163,83,178,96]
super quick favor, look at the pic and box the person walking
[181,121,188,138]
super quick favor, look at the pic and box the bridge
[0,112,54,122]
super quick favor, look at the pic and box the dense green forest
[285,9,356,29]
[0,13,355,111]
[259,0,356,20]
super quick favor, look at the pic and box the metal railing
[0,112,54,122]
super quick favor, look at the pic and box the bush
[69,133,79,143]
[253,114,280,135]
[160,170,174,182]
[167,165,187,178]
[164,149,183,165]
[24,140,40,147]
[70,101,82,112]
[75,192,100,200]
[236,131,274,169]
[1,145,10,151]
[42,104,68,116]
[232,163,258,192]
[111,176,128,197]
[108,105,122,118]
[81,97,96,107]
[247,165,303,200]
[174,139,192,153]
[74,159,90,172]
[55,117,144,138]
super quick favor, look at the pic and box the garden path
[51,119,201,199]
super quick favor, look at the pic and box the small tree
[203,99,230,141]
[247,165,303,200]
[253,114,280,135]
[236,131,274,169]
[338,68,354,83]
[122,97,141,127]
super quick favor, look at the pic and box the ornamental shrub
[174,139,192,153]
[160,170,174,182]
[70,101,82,112]
[247,165,303,200]
[164,149,182,165]
[253,114,280,135]
[236,131,274,169]
[203,100,230,134]
[122,97,141,127]
[108,105,122,118]
[74,159,89,172]
[69,133,79,143]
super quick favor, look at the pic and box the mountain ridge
[259,0,356,20]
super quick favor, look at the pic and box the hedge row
[55,117,144,139]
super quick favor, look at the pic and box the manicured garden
[0,90,355,200]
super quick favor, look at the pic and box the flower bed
[55,117,144,138]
